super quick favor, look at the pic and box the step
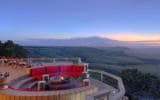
[14,77,36,89]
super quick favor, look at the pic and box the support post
[101,73,103,82]
[53,58,55,63]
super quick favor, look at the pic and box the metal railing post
[88,69,126,100]
[78,57,81,64]
[101,73,103,82]
[53,58,55,63]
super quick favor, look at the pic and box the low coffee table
[50,76,69,84]
[48,76,78,90]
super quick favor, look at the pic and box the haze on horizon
[0,0,160,42]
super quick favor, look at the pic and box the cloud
[100,33,160,42]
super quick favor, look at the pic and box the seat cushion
[60,66,72,76]
[46,66,59,76]
[31,67,46,80]
[31,67,46,76]
[71,65,84,78]
[34,75,42,80]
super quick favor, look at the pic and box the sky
[0,0,160,41]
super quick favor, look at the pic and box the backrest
[31,67,46,76]
[31,64,85,79]
[60,65,72,72]
[45,66,58,74]
[71,65,85,78]
[72,65,84,72]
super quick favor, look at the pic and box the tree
[120,69,160,99]
[0,40,28,58]
[0,41,2,56]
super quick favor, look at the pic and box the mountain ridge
[16,36,122,47]
[16,36,160,47]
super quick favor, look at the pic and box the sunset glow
[102,33,160,42]
[139,42,160,46]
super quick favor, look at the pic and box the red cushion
[20,88,32,91]
[31,68,46,80]
[60,66,71,76]
[34,75,42,80]
[60,72,71,77]
[76,65,84,71]
[46,66,59,76]
[71,65,84,78]
[60,66,71,72]
[72,65,83,71]
[26,88,32,91]
[31,65,85,79]
[8,85,15,89]
[31,67,46,76]
[71,72,81,78]
[49,73,56,77]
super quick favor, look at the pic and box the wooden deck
[0,78,116,100]
[0,63,28,83]
[0,62,98,100]
[0,86,97,100]
[0,58,126,100]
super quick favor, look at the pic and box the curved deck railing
[87,69,126,100]
[0,57,83,67]
[0,58,126,100]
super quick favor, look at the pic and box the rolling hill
[17,36,160,47]
[26,46,160,77]
[17,37,122,47]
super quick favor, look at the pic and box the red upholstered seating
[31,67,46,80]
[31,64,85,80]
[20,88,32,91]
[60,65,72,77]
[71,65,84,78]
[34,75,42,80]
[8,85,15,89]
[8,86,32,91]
[31,67,46,76]
[46,66,59,76]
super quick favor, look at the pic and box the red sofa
[60,65,72,77]
[46,66,59,76]
[31,65,85,80]
[71,65,84,78]
[31,67,46,80]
